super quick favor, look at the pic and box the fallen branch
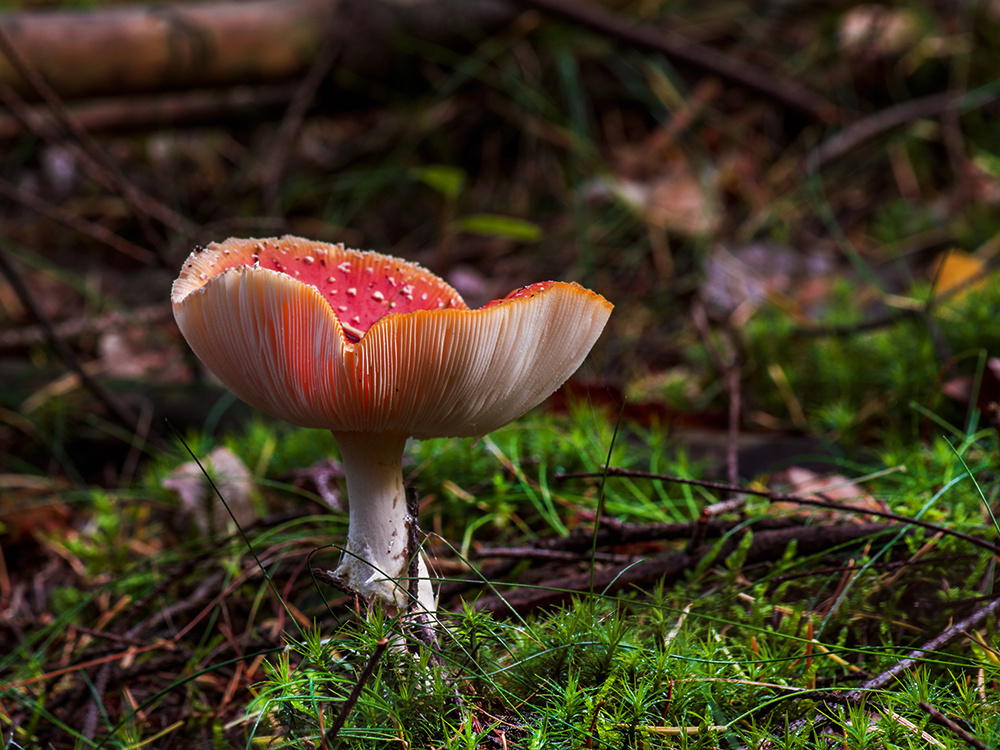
[0,245,162,447]
[849,595,1000,700]
[0,176,156,264]
[919,700,989,750]
[806,83,998,172]
[556,468,1000,557]
[472,522,899,616]
[511,0,839,122]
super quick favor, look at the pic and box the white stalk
[330,431,436,614]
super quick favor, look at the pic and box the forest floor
[3,0,1000,747]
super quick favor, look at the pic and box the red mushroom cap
[172,236,613,439]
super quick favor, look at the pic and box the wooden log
[0,0,515,101]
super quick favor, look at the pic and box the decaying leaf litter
[2,0,1000,747]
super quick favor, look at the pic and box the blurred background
[2,0,999,478]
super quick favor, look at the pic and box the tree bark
[0,0,516,101]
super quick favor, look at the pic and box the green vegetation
[6,404,1000,747]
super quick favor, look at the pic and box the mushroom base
[330,431,436,615]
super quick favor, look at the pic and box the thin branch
[918,700,989,750]
[555,468,1000,557]
[472,523,899,617]
[0,84,296,141]
[0,303,170,352]
[0,175,156,264]
[0,23,199,247]
[0,243,154,444]
[850,596,1000,699]
[807,92,959,172]
[260,0,357,213]
[475,546,635,564]
[794,251,1000,340]
[511,0,840,122]
[405,486,422,613]
[324,637,389,743]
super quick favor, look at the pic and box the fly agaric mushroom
[171,236,612,614]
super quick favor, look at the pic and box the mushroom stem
[330,431,435,615]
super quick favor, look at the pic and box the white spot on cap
[304,256,315,264]
[338,305,347,312]
[327,277,336,283]
[372,291,385,301]
[347,288,357,296]
[199,273,207,280]
[351,316,361,323]
[338,262,351,273]
[387,276,396,287]
[421,293,428,300]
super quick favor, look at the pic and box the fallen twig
[556,468,1000,557]
[0,84,295,141]
[259,0,357,213]
[541,513,802,552]
[511,0,840,122]
[0,244,164,447]
[849,595,1000,699]
[919,700,988,750]
[475,546,635,564]
[805,90,990,172]
[0,23,199,248]
[0,176,156,264]
[325,637,390,743]
[472,522,899,616]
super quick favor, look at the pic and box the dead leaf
[585,160,719,238]
[280,459,345,511]
[163,447,257,536]
[0,473,72,541]
[941,357,1000,427]
[839,5,922,58]
[702,243,836,316]
[769,466,888,522]
[932,248,994,300]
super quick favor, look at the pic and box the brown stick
[472,523,898,616]
[850,595,1000,699]
[806,92,961,171]
[511,0,839,122]
[0,303,170,352]
[325,637,390,743]
[0,176,156,264]
[918,701,989,750]
[475,546,635,564]
[541,514,803,553]
[0,244,154,445]
[0,22,197,248]
[259,0,357,213]
[556,468,1000,557]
